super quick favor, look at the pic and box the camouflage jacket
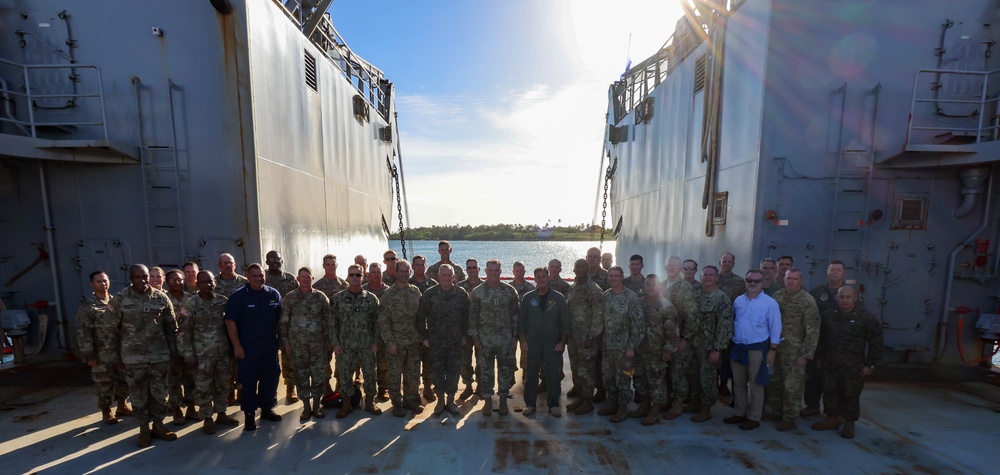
[167,291,191,336]
[549,276,570,296]
[566,279,604,342]
[469,282,520,347]
[639,296,680,355]
[717,273,746,303]
[328,289,379,349]
[314,275,348,299]
[771,288,821,359]
[663,279,696,337]
[764,278,784,296]
[215,273,248,298]
[602,288,645,351]
[75,293,113,362]
[105,286,178,365]
[820,307,883,368]
[457,278,483,297]
[509,280,535,299]
[266,270,297,296]
[411,277,438,294]
[588,267,609,291]
[624,275,645,295]
[685,279,702,293]
[426,260,467,284]
[280,288,330,348]
[382,273,397,287]
[686,288,733,350]
[378,284,423,347]
[363,281,389,299]
[417,285,470,348]
[177,293,230,360]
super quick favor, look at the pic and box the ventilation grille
[304,51,317,92]
[694,54,707,94]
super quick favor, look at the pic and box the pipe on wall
[954,167,989,218]
[38,161,67,351]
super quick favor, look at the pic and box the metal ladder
[829,83,881,269]
[133,78,185,269]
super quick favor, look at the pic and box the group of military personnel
[75,241,882,448]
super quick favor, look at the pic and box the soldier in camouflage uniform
[769,256,794,295]
[314,254,347,394]
[547,259,571,295]
[586,248,610,291]
[164,270,198,425]
[457,259,483,401]
[601,252,614,270]
[417,265,470,416]
[812,285,882,439]
[410,255,438,401]
[596,266,645,423]
[624,254,646,294]
[682,259,702,292]
[631,274,680,425]
[265,250,299,403]
[766,268,820,431]
[76,271,132,424]
[106,264,179,448]
[426,240,467,284]
[804,260,858,417]
[469,259,520,417]
[685,266,734,423]
[662,256,697,419]
[510,261,535,382]
[760,258,779,296]
[716,252,745,399]
[280,267,331,421]
[178,270,240,434]
[378,259,424,417]
[382,250,399,286]
[215,253,248,298]
[364,262,391,402]
[565,259,604,415]
[329,264,382,418]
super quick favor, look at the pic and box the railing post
[977,70,988,144]
[22,64,36,138]
[96,66,110,143]
[907,71,921,146]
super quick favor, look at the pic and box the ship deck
[1,359,998,474]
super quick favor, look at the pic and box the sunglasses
[745,279,763,284]
[348,273,363,278]
[682,266,696,271]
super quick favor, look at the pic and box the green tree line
[390,223,615,241]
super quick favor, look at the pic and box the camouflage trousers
[291,340,329,400]
[376,340,389,393]
[568,338,598,398]
[421,345,433,388]
[764,346,807,420]
[280,350,296,387]
[461,337,479,386]
[669,344,692,403]
[477,343,516,397]
[601,348,633,405]
[91,363,128,408]
[124,360,170,425]
[335,348,376,399]
[822,361,865,421]
[633,349,668,406]
[168,355,196,409]
[430,343,462,395]
[194,353,232,417]
[688,344,721,406]
[388,342,421,404]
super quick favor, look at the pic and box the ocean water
[388,240,617,278]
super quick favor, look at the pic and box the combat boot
[300,398,313,421]
[336,396,354,419]
[498,397,509,416]
[406,399,424,414]
[597,400,620,416]
[100,404,118,425]
[137,424,152,448]
[185,404,203,421]
[115,400,134,418]
[244,411,256,431]
[574,398,594,415]
[663,400,684,420]
[423,386,436,402]
[433,392,446,416]
[445,394,460,415]
[459,384,475,401]
[566,399,583,412]
[202,416,216,435]
[151,420,178,441]
[364,394,382,415]
[629,398,651,418]
[285,383,298,404]
[313,397,326,419]
[171,407,185,426]
[482,397,493,417]
[777,419,797,431]
[642,408,661,426]
[811,415,844,431]
[227,390,236,407]
[391,403,407,417]
[377,387,390,402]
[682,400,701,413]
[841,420,856,439]
[216,412,240,426]
[691,405,712,423]
[593,388,607,403]
[610,404,629,423]
[567,386,581,398]
[799,406,820,418]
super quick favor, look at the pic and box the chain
[387,159,407,260]
[599,156,617,250]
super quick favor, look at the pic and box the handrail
[906,67,1000,147]
[0,57,109,142]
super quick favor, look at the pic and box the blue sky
[330,0,684,227]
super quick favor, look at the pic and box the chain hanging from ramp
[600,155,618,250]
[386,156,406,259]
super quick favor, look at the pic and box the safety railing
[906,68,1000,147]
[0,57,109,142]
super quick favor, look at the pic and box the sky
[328,0,686,228]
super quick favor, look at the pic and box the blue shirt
[732,292,781,345]
[225,284,282,355]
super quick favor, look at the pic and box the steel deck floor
[1,360,997,474]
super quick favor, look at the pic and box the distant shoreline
[390,224,615,242]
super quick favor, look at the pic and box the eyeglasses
[682,266,696,271]
[348,273,363,278]
[745,279,762,284]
